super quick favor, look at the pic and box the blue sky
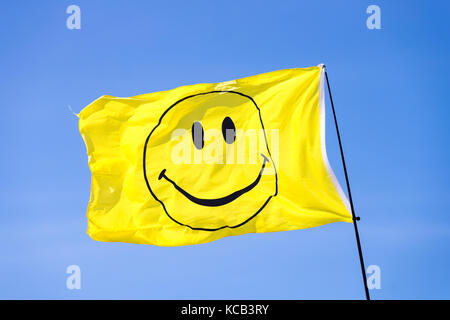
[1,0,449,299]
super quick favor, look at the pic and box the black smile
[158,154,269,207]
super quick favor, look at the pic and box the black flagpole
[323,66,371,300]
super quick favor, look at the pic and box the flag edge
[318,64,352,216]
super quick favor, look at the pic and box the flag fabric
[79,64,352,246]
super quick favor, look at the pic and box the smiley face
[143,91,278,231]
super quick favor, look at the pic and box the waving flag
[79,65,352,246]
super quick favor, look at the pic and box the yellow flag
[79,65,352,246]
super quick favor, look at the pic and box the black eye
[222,117,236,144]
[192,121,204,150]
